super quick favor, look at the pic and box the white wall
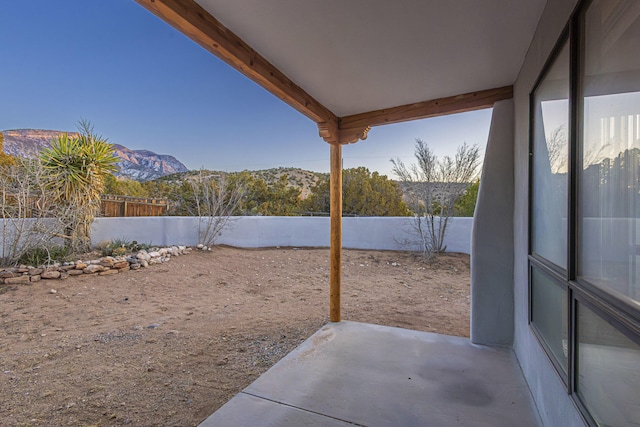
[90,216,473,254]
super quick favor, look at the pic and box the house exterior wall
[513,0,585,425]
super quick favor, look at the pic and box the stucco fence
[90,216,473,254]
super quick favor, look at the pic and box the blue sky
[0,1,492,177]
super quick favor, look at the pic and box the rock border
[0,246,192,284]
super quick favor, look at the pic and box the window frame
[528,0,640,425]
[528,22,573,387]
[528,262,570,384]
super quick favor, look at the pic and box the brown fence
[1,194,53,218]
[100,195,169,217]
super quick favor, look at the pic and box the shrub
[40,120,118,253]
[97,238,151,256]
[392,139,481,259]
[19,245,72,266]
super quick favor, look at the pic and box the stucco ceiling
[194,0,547,117]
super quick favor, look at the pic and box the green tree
[303,178,330,214]
[141,179,175,200]
[303,167,409,216]
[41,121,118,252]
[169,181,198,216]
[231,171,267,214]
[0,132,17,168]
[256,174,301,215]
[104,174,150,197]
[142,170,305,216]
[230,172,301,216]
[454,179,479,217]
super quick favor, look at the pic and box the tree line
[104,166,478,218]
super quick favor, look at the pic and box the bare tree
[0,157,72,265]
[188,170,246,247]
[391,139,481,259]
[546,125,568,174]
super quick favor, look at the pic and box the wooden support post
[319,121,368,323]
[330,143,342,322]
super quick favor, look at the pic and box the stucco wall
[90,216,472,254]
[471,99,514,347]
[513,0,585,425]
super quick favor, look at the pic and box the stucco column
[471,99,515,346]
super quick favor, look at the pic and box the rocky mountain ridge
[1,129,189,181]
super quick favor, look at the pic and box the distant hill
[250,167,327,199]
[157,167,328,199]
[1,129,189,181]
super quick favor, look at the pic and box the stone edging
[0,246,192,285]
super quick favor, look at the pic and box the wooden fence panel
[100,195,169,217]
[2,194,168,218]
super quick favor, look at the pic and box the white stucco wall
[513,0,585,425]
[89,216,472,254]
[471,99,514,347]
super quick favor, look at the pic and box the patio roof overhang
[134,0,546,320]
[134,0,543,141]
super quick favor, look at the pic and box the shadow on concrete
[200,321,540,427]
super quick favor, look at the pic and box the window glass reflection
[577,302,640,426]
[531,267,568,373]
[532,41,570,268]
[580,0,640,303]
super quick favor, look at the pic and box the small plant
[112,246,127,256]
[128,240,152,252]
[97,238,129,256]
[96,238,152,256]
[18,246,72,266]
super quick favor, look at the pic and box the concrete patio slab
[200,321,541,427]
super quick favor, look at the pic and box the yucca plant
[41,120,118,253]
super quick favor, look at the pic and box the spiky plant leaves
[41,124,118,252]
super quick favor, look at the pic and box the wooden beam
[135,0,338,127]
[329,143,342,322]
[340,86,513,130]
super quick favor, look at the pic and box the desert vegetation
[1,121,118,266]
[2,123,481,266]
[392,139,481,259]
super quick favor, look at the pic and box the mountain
[1,129,68,156]
[1,129,189,181]
[109,143,189,181]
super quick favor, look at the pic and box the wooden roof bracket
[318,121,371,146]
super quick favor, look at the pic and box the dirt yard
[0,247,470,427]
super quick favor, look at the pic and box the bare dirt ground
[0,247,470,427]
